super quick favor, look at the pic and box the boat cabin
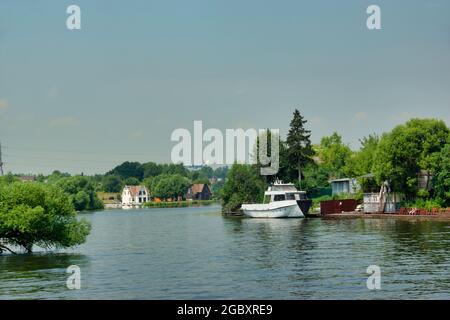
[263,182,307,203]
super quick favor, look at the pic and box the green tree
[189,170,209,184]
[344,134,379,177]
[192,176,210,185]
[123,177,141,186]
[0,182,91,254]
[317,132,353,179]
[161,163,189,176]
[198,166,214,178]
[433,142,450,206]
[153,174,190,199]
[0,173,17,185]
[55,176,104,211]
[142,162,163,178]
[73,190,90,211]
[286,109,314,188]
[144,174,169,195]
[211,179,225,200]
[46,170,71,184]
[102,175,123,193]
[344,134,379,192]
[107,161,144,180]
[221,164,266,214]
[275,140,297,183]
[372,118,449,195]
[301,162,331,198]
[213,167,229,180]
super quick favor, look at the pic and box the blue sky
[0,0,449,174]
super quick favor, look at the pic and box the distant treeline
[5,163,228,211]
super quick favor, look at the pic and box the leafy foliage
[102,175,123,193]
[344,134,379,177]
[433,142,450,206]
[316,132,353,179]
[107,161,144,180]
[0,182,91,253]
[55,176,104,211]
[301,162,332,198]
[372,119,449,195]
[152,174,191,199]
[221,164,266,213]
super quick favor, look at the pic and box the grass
[403,198,445,211]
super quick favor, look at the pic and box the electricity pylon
[0,141,4,176]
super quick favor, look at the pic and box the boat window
[286,193,296,200]
[264,195,271,203]
[298,193,307,200]
[274,194,286,201]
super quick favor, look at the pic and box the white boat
[241,181,310,218]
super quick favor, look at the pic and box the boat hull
[241,200,304,218]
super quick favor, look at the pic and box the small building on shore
[121,185,150,207]
[97,192,121,209]
[330,178,360,195]
[363,192,405,214]
[18,175,35,183]
[186,183,212,201]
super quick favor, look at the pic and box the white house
[121,185,150,208]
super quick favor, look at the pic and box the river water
[1,205,450,299]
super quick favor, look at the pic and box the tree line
[2,162,228,212]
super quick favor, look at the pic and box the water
[1,205,450,299]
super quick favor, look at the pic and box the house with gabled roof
[121,185,149,208]
[186,183,212,201]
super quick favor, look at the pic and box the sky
[0,0,449,174]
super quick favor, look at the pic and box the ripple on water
[1,207,450,299]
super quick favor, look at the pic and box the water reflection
[1,208,450,299]
[0,253,89,299]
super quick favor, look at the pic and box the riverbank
[143,200,217,208]
[322,212,450,221]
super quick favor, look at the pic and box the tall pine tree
[286,109,314,188]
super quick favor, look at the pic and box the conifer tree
[286,109,314,188]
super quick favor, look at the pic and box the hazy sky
[1,0,449,174]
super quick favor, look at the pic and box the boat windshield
[286,193,296,200]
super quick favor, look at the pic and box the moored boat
[241,181,311,218]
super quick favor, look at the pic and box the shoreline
[322,212,450,221]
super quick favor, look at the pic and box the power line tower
[0,141,4,176]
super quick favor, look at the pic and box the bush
[0,182,91,254]
[404,199,444,211]
[221,164,266,214]
[55,176,104,211]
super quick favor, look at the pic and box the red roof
[125,185,148,197]
[190,183,210,194]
